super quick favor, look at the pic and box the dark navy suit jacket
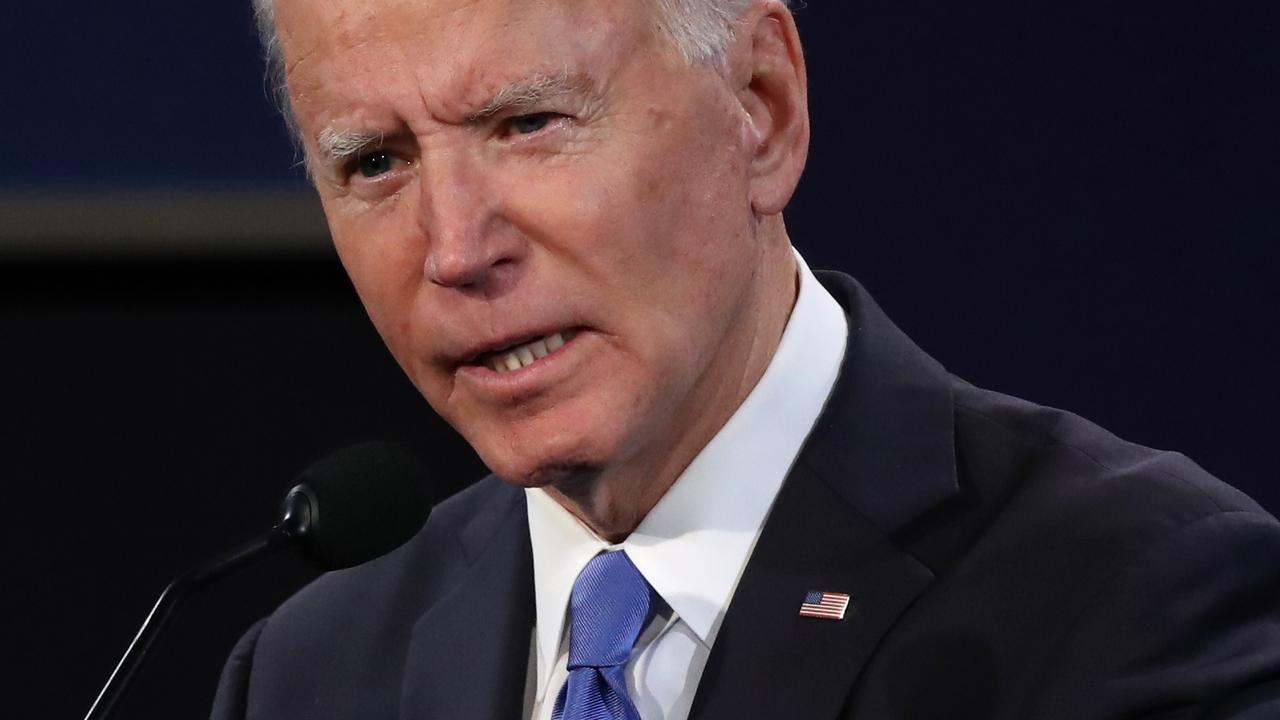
[212,272,1280,718]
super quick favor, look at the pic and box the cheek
[327,210,427,364]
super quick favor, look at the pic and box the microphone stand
[83,491,313,720]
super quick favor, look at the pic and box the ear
[727,2,810,217]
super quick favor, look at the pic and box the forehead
[276,0,654,118]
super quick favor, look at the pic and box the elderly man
[213,0,1280,717]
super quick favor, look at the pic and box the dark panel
[1,1,297,187]
[3,259,486,719]
[789,0,1280,506]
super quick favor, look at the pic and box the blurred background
[4,0,1277,717]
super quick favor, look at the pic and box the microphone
[83,441,436,720]
[288,440,437,570]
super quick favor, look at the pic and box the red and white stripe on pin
[799,590,851,620]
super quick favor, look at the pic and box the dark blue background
[4,1,1277,718]
[2,2,298,189]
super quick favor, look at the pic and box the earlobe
[733,5,810,217]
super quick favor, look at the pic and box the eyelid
[499,110,570,138]
[338,151,412,197]
[348,145,404,173]
[327,148,376,181]
[329,129,413,171]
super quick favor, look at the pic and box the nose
[417,154,520,291]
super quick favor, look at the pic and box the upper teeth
[488,331,572,373]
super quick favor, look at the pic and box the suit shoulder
[428,473,522,533]
[923,379,1278,598]
[951,380,1268,524]
[251,476,516,654]
[224,476,522,717]
[272,474,515,619]
[880,382,1280,714]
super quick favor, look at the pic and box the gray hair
[249,0,789,146]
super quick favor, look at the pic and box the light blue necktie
[552,550,653,720]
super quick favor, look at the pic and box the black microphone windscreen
[290,441,437,570]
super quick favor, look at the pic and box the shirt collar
[525,248,848,698]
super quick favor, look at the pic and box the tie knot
[566,550,653,670]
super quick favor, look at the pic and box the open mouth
[472,329,580,373]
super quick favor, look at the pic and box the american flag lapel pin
[798,590,851,620]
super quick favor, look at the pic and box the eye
[356,151,395,178]
[506,112,561,136]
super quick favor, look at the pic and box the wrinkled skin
[276,0,809,538]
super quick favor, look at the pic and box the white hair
[249,0,791,144]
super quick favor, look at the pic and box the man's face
[278,0,775,487]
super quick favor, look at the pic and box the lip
[455,326,580,366]
[454,327,591,396]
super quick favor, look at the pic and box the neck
[546,221,799,543]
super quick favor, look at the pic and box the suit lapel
[691,272,961,717]
[689,460,936,718]
[400,483,535,720]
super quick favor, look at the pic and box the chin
[488,456,604,490]
[478,435,610,490]
[463,405,629,485]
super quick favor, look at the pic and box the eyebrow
[312,70,591,167]
[315,126,384,168]
[465,70,590,122]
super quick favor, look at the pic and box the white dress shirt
[524,249,849,719]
